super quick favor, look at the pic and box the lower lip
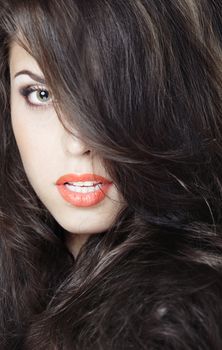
[56,183,113,207]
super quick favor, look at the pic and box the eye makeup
[19,84,53,111]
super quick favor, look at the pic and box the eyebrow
[14,70,46,84]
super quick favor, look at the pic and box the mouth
[55,173,113,207]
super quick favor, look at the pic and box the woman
[0,0,222,349]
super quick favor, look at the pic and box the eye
[19,85,53,110]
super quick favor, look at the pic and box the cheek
[11,112,54,186]
[11,95,37,156]
[12,117,44,164]
[11,95,58,170]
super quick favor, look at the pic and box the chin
[56,219,109,235]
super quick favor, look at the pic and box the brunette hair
[1,0,222,349]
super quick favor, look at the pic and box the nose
[63,129,92,157]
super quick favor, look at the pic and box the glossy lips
[56,173,113,207]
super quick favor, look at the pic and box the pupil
[39,90,48,100]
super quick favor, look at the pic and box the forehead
[9,42,43,76]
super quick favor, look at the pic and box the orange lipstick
[56,173,113,207]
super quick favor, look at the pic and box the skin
[9,42,126,258]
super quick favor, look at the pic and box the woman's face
[9,42,126,249]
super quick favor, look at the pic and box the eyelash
[19,84,53,111]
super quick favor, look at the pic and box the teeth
[65,184,102,193]
[66,181,101,187]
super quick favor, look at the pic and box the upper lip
[56,173,112,185]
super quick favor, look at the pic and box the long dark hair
[1,0,222,349]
